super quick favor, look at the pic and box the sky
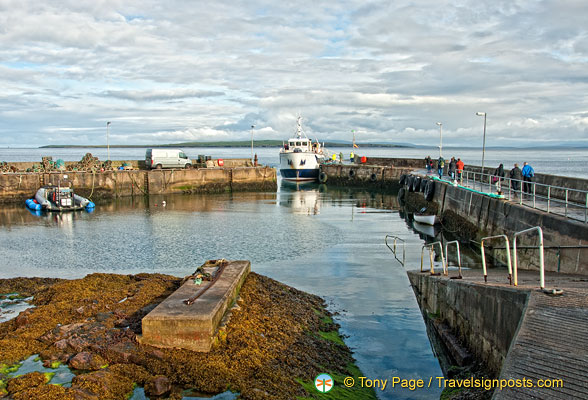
[0,0,587,147]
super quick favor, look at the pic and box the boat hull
[31,186,95,212]
[279,152,323,182]
[413,214,438,225]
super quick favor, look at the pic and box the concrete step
[138,260,250,352]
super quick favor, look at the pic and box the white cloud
[0,0,586,147]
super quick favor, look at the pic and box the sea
[1,146,587,179]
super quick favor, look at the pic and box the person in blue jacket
[521,162,535,193]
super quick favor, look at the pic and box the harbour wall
[407,271,528,376]
[0,167,276,203]
[321,158,588,275]
[2,158,253,172]
[319,163,415,187]
[430,179,588,275]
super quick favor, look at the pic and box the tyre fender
[424,180,436,201]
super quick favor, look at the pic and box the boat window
[296,141,302,146]
[289,142,295,146]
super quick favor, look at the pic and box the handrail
[444,240,462,279]
[461,170,588,223]
[513,227,545,289]
[385,235,406,266]
[480,234,513,285]
[421,241,446,275]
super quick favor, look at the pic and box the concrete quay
[138,260,250,352]
[408,268,588,399]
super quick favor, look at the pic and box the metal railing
[421,241,446,275]
[480,234,513,284]
[513,227,545,289]
[460,170,588,223]
[444,240,462,279]
[385,235,406,266]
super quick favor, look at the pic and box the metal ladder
[480,226,545,289]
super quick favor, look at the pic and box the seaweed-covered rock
[68,352,107,371]
[6,371,48,394]
[145,375,171,396]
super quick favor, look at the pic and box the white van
[145,149,192,170]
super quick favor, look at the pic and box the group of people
[425,155,536,195]
[425,155,465,182]
[493,162,535,194]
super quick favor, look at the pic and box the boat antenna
[295,116,307,138]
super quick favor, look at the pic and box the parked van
[145,149,192,170]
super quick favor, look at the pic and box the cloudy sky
[1,0,587,147]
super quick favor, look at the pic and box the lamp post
[250,125,255,164]
[106,121,111,161]
[476,112,487,176]
[436,122,442,158]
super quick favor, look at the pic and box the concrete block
[138,260,250,352]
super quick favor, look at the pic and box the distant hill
[40,140,413,149]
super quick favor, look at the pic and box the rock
[69,352,107,371]
[95,312,113,322]
[104,341,138,364]
[13,309,33,328]
[69,388,100,400]
[145,375,171,397]
[6,372,47,394]
[39,322,86,344]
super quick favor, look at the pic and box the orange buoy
[361,156,367,163]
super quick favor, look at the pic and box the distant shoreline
[39,141,412,149]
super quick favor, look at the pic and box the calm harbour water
[1,183,447,399]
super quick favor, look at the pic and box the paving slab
[138,260,250,352]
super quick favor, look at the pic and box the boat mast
[296,116,303,138]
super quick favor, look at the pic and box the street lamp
[250,125,255,165]
[106,121,111,161]
[436,122,442,158]
[476,112,487,176]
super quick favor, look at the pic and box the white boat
[413,214,438,225]
[279,117,326,182]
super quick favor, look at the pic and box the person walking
[456,158,464,183]
[448,157,456,180]
[425,155,432,173]
[437,156,445,178]
[339,152,344,164]
[493,163,505,194]
[521,162,535,193]
[350,151,355,163]
[510,163,523,193]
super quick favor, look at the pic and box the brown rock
[69,352,107,371]
[69,388,100,400]
[145,375,171,397]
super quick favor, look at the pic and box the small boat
[25,184,95,212]
[413,214,438,225]
[413,207,438,225]
[279,116,326,182]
